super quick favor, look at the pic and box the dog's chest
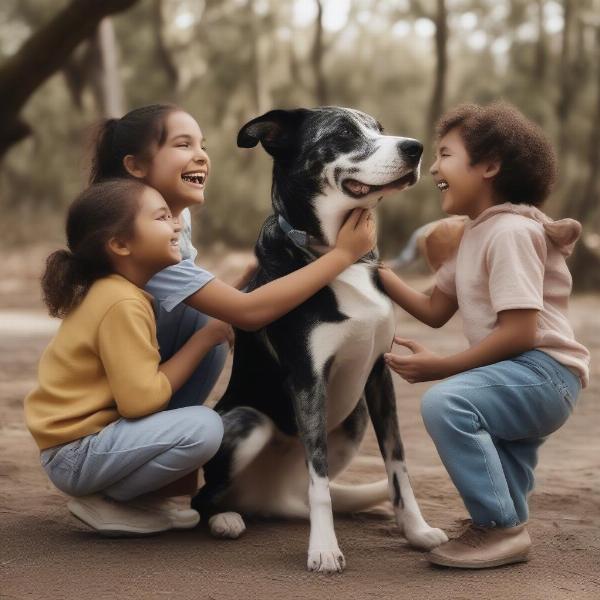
[309,264,394,429]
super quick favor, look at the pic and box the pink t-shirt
[436,203,590,387]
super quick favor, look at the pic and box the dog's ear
[237,109,310,156]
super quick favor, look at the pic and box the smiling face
[141,111,211,216]
[238,107,424,247]
[127,186,182,272]
[430,128,498,219]
[305,108,421,202]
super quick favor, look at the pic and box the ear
[107,237,131,258]
[123,154,147,179]
[483,160,501,180]
[237,109,310,156]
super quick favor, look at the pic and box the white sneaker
[67,494,172,537]
[128,497,200,529]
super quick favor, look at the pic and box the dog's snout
[398,140,423,161]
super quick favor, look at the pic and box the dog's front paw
[307,548,346,574]
[208,512,246,539]
[405,525,448,550]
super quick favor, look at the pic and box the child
[379,102,590,569]
[26,180,375,537]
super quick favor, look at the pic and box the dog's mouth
[341,171,417,199]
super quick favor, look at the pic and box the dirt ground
[1,245,599,600]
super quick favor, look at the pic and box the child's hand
[335,209,377,262]
[384,336,447,383]
[203,319,235,349]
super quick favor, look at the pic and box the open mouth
[182,171,206,185]
[342,171,417,199]
[437,180,449,192]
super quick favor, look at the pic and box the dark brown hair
[90,104,180,184]
[42,179,146,318]
[436,101,557,206]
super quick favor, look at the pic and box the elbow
[118,404,146,419]
[234,320,262,332]
[117,394,169,419]
[230,308,268,332]
[428,315,449,329]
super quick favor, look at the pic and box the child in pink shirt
[379,102,590,569]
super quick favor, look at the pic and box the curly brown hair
[435,102,557,206]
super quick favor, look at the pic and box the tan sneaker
[67,494,172,537]
[128,497,200,529]
[427,521,531,569]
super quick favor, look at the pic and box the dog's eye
[338,127,354,138]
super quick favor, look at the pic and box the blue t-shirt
[145,208,214,312]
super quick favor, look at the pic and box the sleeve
[435,253,457,297]
[145,259,215,312]
[486,224,547,313]
[98,300,172,418]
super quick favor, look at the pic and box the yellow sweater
[24,274,172,450]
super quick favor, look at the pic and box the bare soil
[1,245,599,599]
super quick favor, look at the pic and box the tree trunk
[152,0,179,97]
[0,0,140,159]
[247,0,272,115]
[569,25,600,291]
[425,0,448,154]
[88,18,125,118]
[534,0,547,84]
[312,0,328,106]
[556,0,575,163]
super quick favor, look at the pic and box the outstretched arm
[378,266,457,328]
[185,209,376,331]
[385,309,538,383]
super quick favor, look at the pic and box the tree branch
[0,0,139,158]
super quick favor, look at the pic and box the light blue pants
[420,350,581,528]
[41,304,227,501]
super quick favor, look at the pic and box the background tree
[0,0,139,158]
[0,0,598,285]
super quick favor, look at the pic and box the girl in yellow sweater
[25,179,375,537]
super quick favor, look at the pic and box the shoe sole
[68,502,170,538]
[428,552,530,569]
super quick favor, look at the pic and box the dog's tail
[329,479,389,514]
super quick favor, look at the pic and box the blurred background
[1,0,599,287]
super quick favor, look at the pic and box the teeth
[182,172,206,184]
[437,181,449,191]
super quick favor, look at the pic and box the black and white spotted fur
[192,107,447,573]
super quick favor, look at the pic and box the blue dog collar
[278,214,320,248]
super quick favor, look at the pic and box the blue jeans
[41,304,227,501]
[156,303,228,409]
[420,350,581,528]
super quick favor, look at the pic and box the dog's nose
[398,140,423,161]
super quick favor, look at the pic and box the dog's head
[238,107,422,246]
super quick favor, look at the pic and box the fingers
[383,354,416,383]
[393,336,424,354]
[343,208,364,230]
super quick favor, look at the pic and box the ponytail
[41,179,146,318]
[41,250,93,318]
[90,104,180,184]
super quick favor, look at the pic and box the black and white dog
[192,107,448,573]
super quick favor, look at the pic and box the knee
[178,406,224,464]
[421,385,466,436]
